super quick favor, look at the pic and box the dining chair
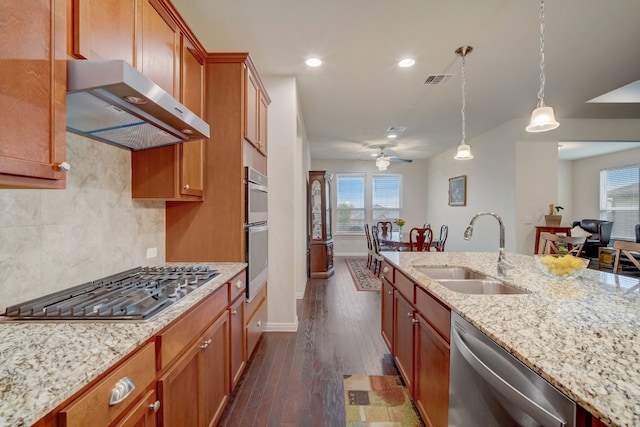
[612,240,640,275]
[540,232,587,257]
[364,223,374,269]
[432,224,449,252]
[370,225,384,275]
[377,221,393,236]
[409,227,433,252]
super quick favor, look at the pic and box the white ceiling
[171,0,640,162]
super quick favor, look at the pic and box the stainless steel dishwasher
[448,312,576,426]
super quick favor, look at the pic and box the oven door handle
[451,324,567,427]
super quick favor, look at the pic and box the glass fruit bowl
[534,254,589,280]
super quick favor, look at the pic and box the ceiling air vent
[424,74,453,85]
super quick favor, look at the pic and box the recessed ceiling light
[387,133,398,139]
[306,57,322,67]
[398,58,415,68]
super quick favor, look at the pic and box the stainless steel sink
[414,266,530,295]
[415,266,488,280]
[437,279,530,295]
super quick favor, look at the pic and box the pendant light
[454,46,474,160]
[526,0,559,132]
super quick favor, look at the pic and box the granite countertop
[382,251,640,427]
[0,262,246,427]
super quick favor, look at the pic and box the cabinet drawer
[394,270,415,303]
[157,284,229,370]
[245,282,267,321]
[415,287,450,342]
[246,297,267,358]
[229,271,246,302]
[58,342,155,427]
[381,260,394,283]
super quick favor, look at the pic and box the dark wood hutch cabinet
[308,170,334,278]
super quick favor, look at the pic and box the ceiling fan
[371,146,412,170]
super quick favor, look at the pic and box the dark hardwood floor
[219,256,398,426]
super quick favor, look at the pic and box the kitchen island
[0,262,246,427]
[383,251,640,427]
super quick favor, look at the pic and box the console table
[534,225,572,254]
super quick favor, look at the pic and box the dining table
[378,230,440,251]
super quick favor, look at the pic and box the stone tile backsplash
[0,133,165,308]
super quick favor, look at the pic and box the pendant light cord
[537,0,546,108]
[461,52,467,143]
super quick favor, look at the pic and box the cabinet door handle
[387,290,393,295]
[383,267,389,274]
[231,309,237,316]
[57,162,71,172]
[201,338,212,349]
[406,312,413,318]
[149,400,161,413]
[109,377,135,406]
[257,320,262,328]
[236,280,244,289]
[412,318,420,324]
[183,184,190,190]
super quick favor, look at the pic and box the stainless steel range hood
[66,60,210,151]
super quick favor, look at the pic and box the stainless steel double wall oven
[245,167,268,302]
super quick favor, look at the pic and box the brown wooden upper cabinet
[244,66,268,157]
[0,0,67,189]
[130,0,207,200]
[68,0,136,64]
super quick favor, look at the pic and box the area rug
[344,375,423,426]
[345,258,381,291]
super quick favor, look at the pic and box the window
[600,164,639,240]
[335,173,402,234]
[372,174,402,223]
[336,174,365,233]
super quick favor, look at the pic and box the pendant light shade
[526,0,559,133]
[526,105,559,132]
[454,46,474,160]
[454,143,473,160]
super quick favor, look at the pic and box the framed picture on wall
[449,175,467,206]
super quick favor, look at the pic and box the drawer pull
[388,290,393,295]
[201,338,212,349]
[109,377,135,406]
[150,400,161,413]
[383,267,389,274]
[257,320,262,328]
[232,309,238,316]
[183,184,190,190]
[236,280,244,289]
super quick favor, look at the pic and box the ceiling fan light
[525,105,559,132]
[375,154,390,170]
[454,143,474,160]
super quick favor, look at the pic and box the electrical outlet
[146,247,157,259]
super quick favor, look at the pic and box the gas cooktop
[3,265,220,321]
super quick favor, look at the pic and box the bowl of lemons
[534,254,589,280]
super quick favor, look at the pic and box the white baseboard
[264,319,299,332]
[334,252,368,257]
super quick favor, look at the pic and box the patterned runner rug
[344,375,423,426]
[345,258,381,291]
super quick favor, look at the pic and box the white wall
[572,146,640,220]
[310,159,429,257]
[425,124,519,253]
[0,134,165,307]
[263,75,301,331]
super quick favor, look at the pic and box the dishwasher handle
[451,324,566,427]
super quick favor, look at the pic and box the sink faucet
[464,211,514,277]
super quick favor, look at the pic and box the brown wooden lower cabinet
[393,291,415,395]
[381,277,394,351]
[202,312,231,427]
[114,389,158,427]
[415,313,449,427]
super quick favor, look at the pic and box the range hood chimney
[66,60,210,151]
